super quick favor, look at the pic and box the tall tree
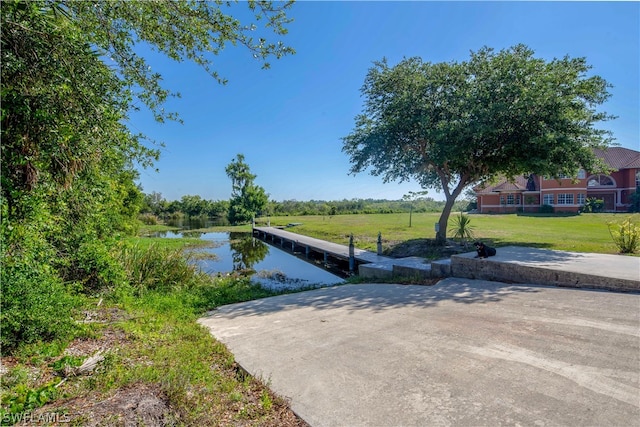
[225,154,268,224]
[343,45,613,243]
[2,0,295,214]
[1,0,293,349]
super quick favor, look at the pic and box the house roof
[475,146,639,195]
[475,176,530,194]
[491,178,528,192]
[594,147,640,170]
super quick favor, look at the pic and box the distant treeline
[141,192,473,221]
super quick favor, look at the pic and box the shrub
[539,204,554,214]
[608,217,640,254]
[581,198,604,213]
[629,187,640,213]
[449,213,475,246]
[118,243,203,294]
[1,225,79,351]
[139,213,158,225]
[59,239,127,293]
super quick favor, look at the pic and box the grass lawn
[1,229,306,426]
[256,212,640,256]
[6,213,635,425]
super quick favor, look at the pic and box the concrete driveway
[198,279,640,426]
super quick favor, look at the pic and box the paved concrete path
[199,280,640,427]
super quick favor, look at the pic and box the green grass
[123,236,211,251]
[4,212,637,424]
[1,242,303,426]
[257,212,640,255]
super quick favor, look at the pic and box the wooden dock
[252,226,391,266]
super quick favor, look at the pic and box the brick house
[474,146,640,213]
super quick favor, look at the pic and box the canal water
[154,230,345,290]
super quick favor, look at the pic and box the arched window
[587,174,615,187]
[636,171,640,188]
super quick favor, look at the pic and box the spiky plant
[450,213,476,247]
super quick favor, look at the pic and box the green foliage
[49,355,84,374]
[2,1,155,216]
[150,194,471,219]
[1,0,293,355]
[267,198,470,216]
[581,197,604,213]
[343,44,613,242]
[628,187,640,213]
[260,389,273,411]
[0,1,297,421]
[66,0,295,123]
[91,282,286,425]
[226,154,269,225]
[59,239,127,293]
[449,213,475,245]
[608,217,640,254]
[118,243,203,295]
[0,220,79,351]
[539,204,555,214]
[1,381,58,419]
[260,212,637,255]
[139,213,159,225]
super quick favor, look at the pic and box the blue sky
[131,1,639,203]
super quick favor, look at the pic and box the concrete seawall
[451,246,640,292]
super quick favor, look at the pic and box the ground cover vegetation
[3,2,635,423]
[255,212,640,256]
[2,0,304,424]
[342,45,615,243]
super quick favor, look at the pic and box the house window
[577,193,586,205]
[636,171,640,188]
[507,194,515,205]
[500,196,505,205]
[543,194,554,205]
[587,174,615,187]
[557,194,574,205]
[577,169,586,179]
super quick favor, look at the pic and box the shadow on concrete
[206,280,544,320]
[454,245,593,264]
[487,246,590,264]
[489,240,554,250]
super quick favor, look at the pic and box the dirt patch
[63,329,127,360]
[4,303,308,427]
[31,383,174,426]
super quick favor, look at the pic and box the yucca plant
[608,217,640,254]
[450,213,475,247]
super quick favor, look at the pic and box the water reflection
[228,232,269,272]
[188,232,344,290]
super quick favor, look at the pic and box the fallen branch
[64,349,106,377]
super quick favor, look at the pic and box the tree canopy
[1,0,293,349]
[342,45,613,242]
[225,154,268,224]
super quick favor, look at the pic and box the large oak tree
[343,45,614,243]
